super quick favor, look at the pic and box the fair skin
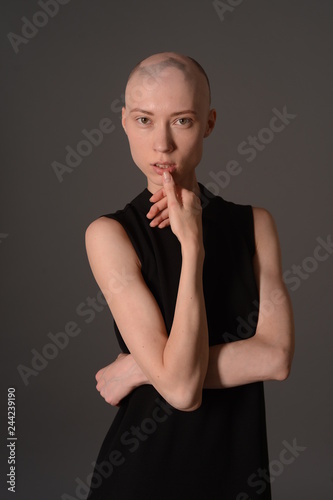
[86,52,295,410]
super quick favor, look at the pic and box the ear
[204,108,217,138]
[122,107,127,134]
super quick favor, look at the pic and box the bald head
[125,52,211,107]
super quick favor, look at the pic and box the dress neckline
[143,182,209,203]
[131,182,214,217]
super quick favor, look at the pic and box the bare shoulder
[252,207,279,248]
[86,215,126,235]
[85,216,141,270]
[252,206,276,230]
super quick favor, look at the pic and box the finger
[149,187,165,202]
[157,217,170,229]
[149,208,169,227]
[162,172,178,203]
[146,199,168,220]
[96,378,105,391]
[95,367,106,381]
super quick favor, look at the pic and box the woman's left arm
[96,206,295,403]
[203,207,295,388]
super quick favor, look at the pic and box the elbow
[167,384,203,412]
[161,360,208,412]
[274,364,291,382]
[271,348,294,381]
[173,395,203,413]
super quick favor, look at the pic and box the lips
[153,162,175,169]
[151,162,176,175]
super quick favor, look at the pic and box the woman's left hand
[96,353,148,406]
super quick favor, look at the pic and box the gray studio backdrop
[1,1,332,499]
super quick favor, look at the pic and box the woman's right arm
[85,172,209,411]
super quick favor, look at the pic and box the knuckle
[106,395,116,406]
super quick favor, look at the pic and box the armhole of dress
[248,205,256,258]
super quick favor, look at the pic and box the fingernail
[163,171,170,182]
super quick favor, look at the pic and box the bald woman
[85,52,294,499]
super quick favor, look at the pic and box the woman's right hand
[160,171,203,248]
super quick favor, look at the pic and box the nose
[153,123,175,153]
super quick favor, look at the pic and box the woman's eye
[177,118,192,125]
[137,117,150,125]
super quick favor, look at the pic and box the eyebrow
[129,108,197,116]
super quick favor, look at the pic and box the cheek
[127,136,148,165]
[127,130,143,149]
[127,128,150,148]
[184,133,204,157]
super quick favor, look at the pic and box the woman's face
[122,65,215,194]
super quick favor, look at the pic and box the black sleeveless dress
[87,182,271,499]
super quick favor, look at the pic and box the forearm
[204,292,295,388]
[105,244,209,410]
[162,242,209,409]
[204,337,281,389]
[119,290,294,397]
[133,334,291,393]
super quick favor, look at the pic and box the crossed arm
[85,176,209,411]
[86,186,295,410]
[204,207,295,388]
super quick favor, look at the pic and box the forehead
[126,64,204,112]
